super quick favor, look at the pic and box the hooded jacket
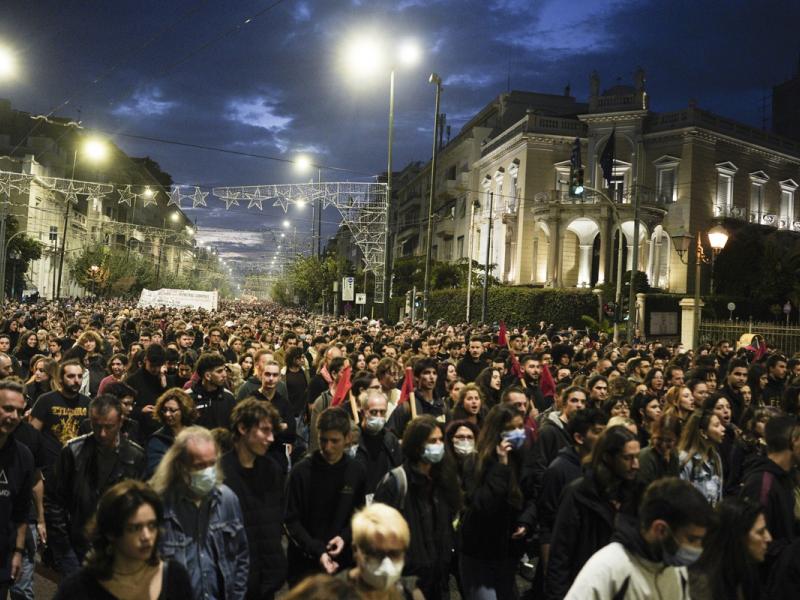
[565,515,690,599]
[740,453,797,563]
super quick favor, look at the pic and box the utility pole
[383,70,395,320]
[422,73,442,325]
[627,186,641,340]
[465,198,477,323]
[0,195,10,304]
[481,192,494,323]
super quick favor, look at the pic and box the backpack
[390,465,408,510]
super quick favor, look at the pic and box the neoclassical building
[392,70,800,294]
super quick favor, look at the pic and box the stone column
[679,297,704,349]
[636,292,646,335]
[578,243,593,287]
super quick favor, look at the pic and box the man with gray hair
[354,389,402,495]
[151,426,249,600]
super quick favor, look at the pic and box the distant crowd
[0,298,797,599]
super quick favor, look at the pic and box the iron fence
[698,319,800,355]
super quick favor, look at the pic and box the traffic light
[569,168,585,198]
[414,292,422,309]
[603,302,615,318]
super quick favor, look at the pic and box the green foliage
[423,287,598,327]
[273,255,341,309]
[581,314,614,335]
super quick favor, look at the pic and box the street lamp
[295,154,322,257]
[671,224,729,349]
[55,135,110,299]
[0,45,16,79]
[422,72,443,325]
[342,33,421,319]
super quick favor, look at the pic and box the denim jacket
[160,484,249,600]
[678,450,723,506]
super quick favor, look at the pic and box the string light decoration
[0,171,389,303]
[190,186,208,208]
[116,184,136,206]
[167,185,183,207]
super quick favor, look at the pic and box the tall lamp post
[671,224,728,349]
[343,35,420,320]
[55,136,109,299]
[422,72,442,324]
[295,155,322,257]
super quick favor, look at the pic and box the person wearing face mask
[374,415,461,600]
[566,478,713,599]
[150,426,249,600]
[445,420,480,484]
[458,405,537,600]
[353,390,403,497]
[339,503,423,599]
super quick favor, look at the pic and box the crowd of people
[0,298,799,599]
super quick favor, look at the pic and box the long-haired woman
[678,410,725,505]
[689,498,771,600]
[450,383,486,428]
[54,480,192,599]
[475,367,502,408]
[459,404,536,600]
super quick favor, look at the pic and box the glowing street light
[295,155,312,172]
[398,40,421,67]
[0,45,16,79]
[282,220,290,228]
[82,137,110,163]
[343,36,383,76]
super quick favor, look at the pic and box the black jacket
[537,415,572,468]
[538,445,582,543]
[221,451,287,598]
[545,471,638,600]
[284,451,367,585]
[354,426,403,494]
[740,454,797,564]
[386,395,446,438]
[188,382,237,430]
[124,368,167,438]
[460,455,537,560]
[637,446,679,489]
[374,462,454,600]
[456,356,489,383]
[48,433,146,556]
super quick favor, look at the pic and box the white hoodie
[565,541,690,600]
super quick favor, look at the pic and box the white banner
[137,288,219,311]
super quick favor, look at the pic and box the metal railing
[698,319,800,355]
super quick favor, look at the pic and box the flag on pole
[509,352,524,381]
[600,127,616,187]
[331,365,352,407]
[540,362,556,401]
[399,366,415,404]
[498,321,508,347]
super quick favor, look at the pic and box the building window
[715,162,738,214]
[458,196,466,219]
[653,156,680,203]
[457,235,465,258]
[49,226,58,242]
[432,244,438,260]
[443,238,453,260]
[780,179,798,228]
[749,171,769,223]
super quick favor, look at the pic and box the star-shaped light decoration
[63,181,80,205]
[190,187,208,208]
[142,187,160,208]
[116,184,135,206]
[86,184,107,202]
[245,189,264,210]
[272,194,289,212]
[222,191,241,209]
[167,186,183,207]
[0,174,12,197]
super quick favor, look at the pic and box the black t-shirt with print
[31,390,91,471]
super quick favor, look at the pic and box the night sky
[2,0,799,268]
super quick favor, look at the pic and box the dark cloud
[2,0,799,267]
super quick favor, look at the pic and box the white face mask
[189,465,217,496]
[453,439,475,456]
[365,416,386,434]
[360,555,404,590]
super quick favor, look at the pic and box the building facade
[0,99,195,299]
[392,70,800,295]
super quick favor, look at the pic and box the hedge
[412,287,599,328]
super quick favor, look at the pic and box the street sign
[355,293,366,305]
[784,301,792,315]
[726,302,736,312]
[342,277,355,301]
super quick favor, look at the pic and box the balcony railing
[713,203,800,231]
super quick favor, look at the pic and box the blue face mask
[422,443,445,464]
[501,428,526,450]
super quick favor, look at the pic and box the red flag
[398,366,415,404]
[755,340,768,361]
[331,365,352,407]
[540,363,556,400]
[498,321,508,347]
[509,352,524,380]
